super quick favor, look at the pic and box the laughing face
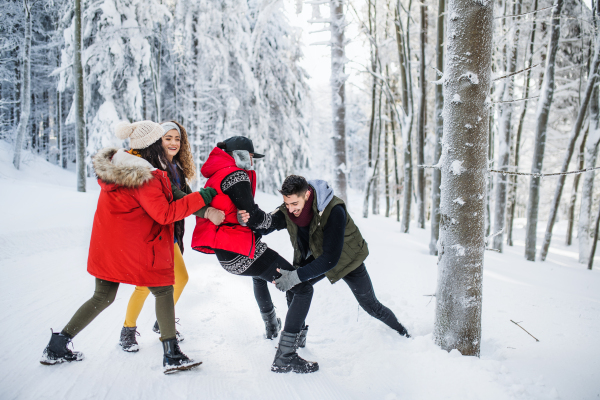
[283,190,311,217]
[162,129,181,161]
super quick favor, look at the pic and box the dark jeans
[62,278,177,340]
[253,263,405,334]
[251,252,314,334]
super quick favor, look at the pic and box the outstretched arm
[221,170,272,230]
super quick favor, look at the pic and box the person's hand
[205,207,225,225]
[238,210,250,224]
[198,187,217,205]
[273,268,301,292]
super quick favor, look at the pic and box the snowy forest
[1,0,599,398]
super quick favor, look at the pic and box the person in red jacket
[191,137,318,374]
[40,120,216,374]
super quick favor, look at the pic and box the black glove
[198,187,217,205]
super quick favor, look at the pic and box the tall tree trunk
[151,24,162,121]
[74,0,86,192]
[330,0,348,202]
[372,84,383,215]
[433,0,492,357]
[385,94,391,218]
[524,0,564,261]
[578,85,600,263]
[429,0,445,255]
[392,99,401,222]
[539,34,600,261]
[589,201,600,270]
[416,0,427,229]
[506,0,538,246]
[367,0,377,168]
[12,1,31,170]
[493,0,521,252]
[565,128,588,245]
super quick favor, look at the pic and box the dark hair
[137,138,184,189]
[279,175,309,196]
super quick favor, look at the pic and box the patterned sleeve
[221,170,273,230]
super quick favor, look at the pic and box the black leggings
[251,250,313,334]
[61,278,177,340]
[253,263,405,333]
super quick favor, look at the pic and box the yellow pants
[123,244,189,328]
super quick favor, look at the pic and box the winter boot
[271,331,319,374]
[260,308,282,340]
[162,338,202,374]
[397,324,411,338]
[40,331,84,365]
[298,325,309,348]
[153,320,185,342]
[119,326,140,352]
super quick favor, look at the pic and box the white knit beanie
[114,120,164,149]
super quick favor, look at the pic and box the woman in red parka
[40,120,216,374]
[190,137,318,374]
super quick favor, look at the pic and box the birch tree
[12,0,32,170]
[524,0,563,261]
[433,0,492,356]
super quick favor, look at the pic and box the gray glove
[274,269,301,292]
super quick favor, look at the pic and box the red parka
[191,147,257,257]
[87,148,206,287]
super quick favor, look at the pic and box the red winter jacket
[87,148,206,287]
[191,147,258,257]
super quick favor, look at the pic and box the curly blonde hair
[165,120,196,182]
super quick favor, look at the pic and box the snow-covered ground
[1,141,599,400]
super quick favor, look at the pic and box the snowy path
[1,144,599,399]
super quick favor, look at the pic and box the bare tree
[433,0,492,356]
[493,0,522,252]
[429,0,445,255]
[565,129,588,245]
[330,0,348,202]
[416,0,427,229]
[539,34,600,261]
[524,0,564,261]
[12,0,32,170]
[74,0,86,192]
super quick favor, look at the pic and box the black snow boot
[153,320,185,342]
[260,308,282,340]
[397,324,411,338]
[271,331,319,374]
[298,325,309,348]
[162,338,202,374]
[40,331,84,365]
[119,326,140,352]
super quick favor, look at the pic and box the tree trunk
[506,0,538,246]
[391,91,402,222]
[330,0,348,202]
[12,1,32,170]
[385,94,391,218]
[589,201,600,270]
[416,0,427,229]
[74,0,86,192]
[539,33,600,261]
[578,85,600,263]
[429,0,445,255]
[372,81,383,215]
[493,0,521,252]
[565,128,588,245]
[434,0,492,357]
[524,0,564,261]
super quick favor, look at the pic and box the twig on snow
[510,320,540,342]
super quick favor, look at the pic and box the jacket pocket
[147,231,172,270]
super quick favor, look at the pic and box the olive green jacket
[278,184,369,284]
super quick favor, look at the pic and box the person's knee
[150,285,174,299]
[356,294,386,319]
[178,269,189,288]
[293,282,314,298]
[253,277,267,288]
[92,285,117,309]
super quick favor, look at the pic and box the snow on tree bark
[416,0,427,229]
[74,0,86,192]
[330,0,348,203]
[493,0,521,252]
[578,85,600,264]
[524,0,563,261]
[539,33,600,261]
[430,0,445,255]
[12,1,32,170]
[433,0,492,357]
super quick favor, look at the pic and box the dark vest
[279,190,369,284]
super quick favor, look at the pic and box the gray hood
[308,179,334,213]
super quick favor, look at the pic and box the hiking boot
[153,320,184,342]
[119,326,140,352]
[398,324,411,338]
[298,325,309,348]
[162,338,201,374]
[260,308,282,340]
[271,331,318,374]
[40,331,84,365]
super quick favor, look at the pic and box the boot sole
[163,361,202,375]
[40,354,84,365]
[119,344,139,353]
[271,363,319,374]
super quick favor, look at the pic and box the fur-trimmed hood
[92,147,156,189]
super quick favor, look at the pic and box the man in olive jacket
[242,175,410,344]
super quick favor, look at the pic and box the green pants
[62,278,176,341]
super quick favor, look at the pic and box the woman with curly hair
[119,121,225,352]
